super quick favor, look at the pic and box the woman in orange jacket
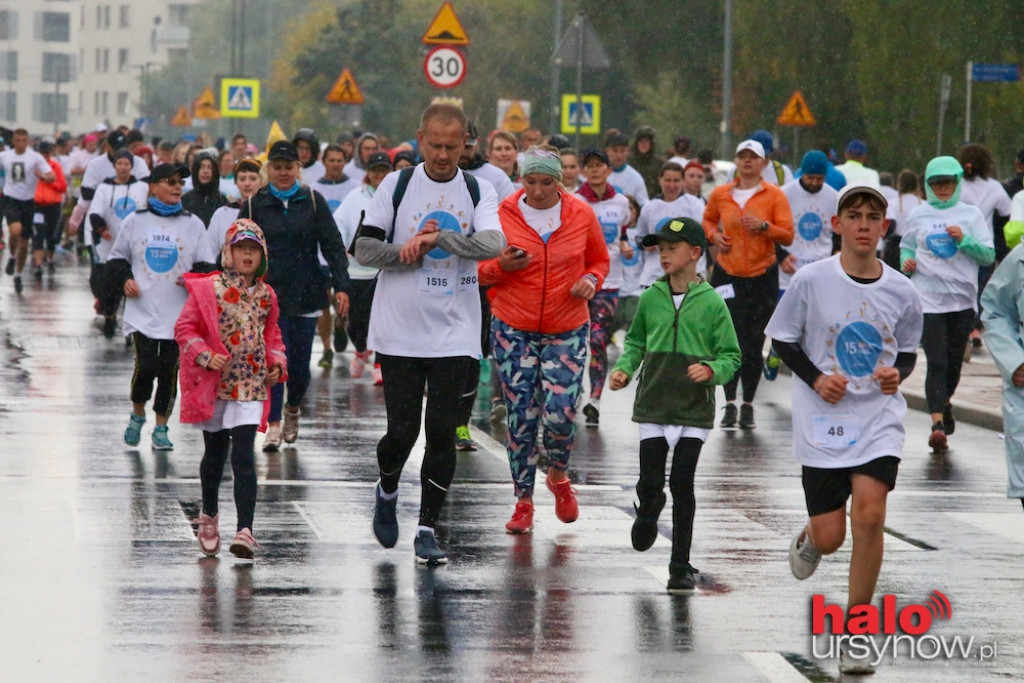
[479,147,610,534]
[32,138,68,279]
[702,139,794,429]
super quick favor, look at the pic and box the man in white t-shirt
[605,132,649,206]
[834,139,881,188]
[766,184,922,676]
[778,151,840,294]
[355,103,504,566]
[0,129,55,291]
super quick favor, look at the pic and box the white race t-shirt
[86,180,150,262]
[959,177,1012,234]
[779,179,839,289]
[313,176,361,214]
[619,226,645,298]
[577,188,631,290]
[518,196,561,243]
[333,184,380,280]
[0,149,51,201]
[609,164,650,206]
[765,255,923,468]
[364,165,501,358]
[635,194,707,286]
[900,201,991,313]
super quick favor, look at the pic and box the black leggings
[921,309,975,414]
[376,354,474,528]
[710,265,778,403]
[637,437,702,570]
[32,203,62,252]
[130,333,179,416]
[346,278,377,353]
[89,262,123,318]
[200,425,258,532]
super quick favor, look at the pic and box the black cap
[581,148,610,166]
[604,132,629,148]
[640,217,707,251]
[267,140,299,162]
[107,130,127,151]
[366,152,393,170]
[141,162,190,183]
[1016,147,1024,165]
[466,120,479,146]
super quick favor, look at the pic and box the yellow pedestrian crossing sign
[560,94,600,135]
[171,106,191,127]
[221,78,260,119]
[422,2,469,46]
[326,69,365,105]
[193,87,220,120]
[777,90,815,127]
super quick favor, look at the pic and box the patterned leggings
[492,318,588,498]
[588,289,618,400]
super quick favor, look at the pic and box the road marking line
[740,652,811,683]
[944,512,1024,543]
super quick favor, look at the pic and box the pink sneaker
[372,363,383,386]
[349,350,371,378]
[229,528,260,559]
[505,500,535,534]
[197,513,220,556]
[547,471,579,523]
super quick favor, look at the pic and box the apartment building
[0,0,199,134]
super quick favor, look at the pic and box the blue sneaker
[151,425,174,450]
[123,414,145,447]
[414,529,448,565]
[372,482,399,548]
[763,349,781,381]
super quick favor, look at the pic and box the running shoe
[505,501,534,534]
[546,471,579,523]
[123,414,145,447]
[151,425,174,450]
[282,406,300,443]
[372,364,383,386]
[455,425,478,451]
[349,350,371,378]
[13,275,22,293]
[667,563,698,594]
[5,258,13,275]
[631,491,666,552]
[102,316,117,340]
[32,266,42,281]
[839,645,876,675]
[928,422,948,452]
[413,529,448,565]
[490,398,507,423]
[229,528,259,559]
[318,349,334,368]
[582,403,600,426]
[720,403,738,428]
[789,527,822,580]
[739,403,756,429]
[262,424,282,452]
[197,513,220,557]
[372,482,399,548]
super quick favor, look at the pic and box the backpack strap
[389,166,416,239]
[773,160,785,186]
[463,170,480,207]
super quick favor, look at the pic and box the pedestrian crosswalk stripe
[740,652,812,683]
[944,512,1024,543]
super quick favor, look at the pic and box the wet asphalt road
[0,261,1021,682]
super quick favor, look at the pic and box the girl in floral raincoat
[175,219,287,559]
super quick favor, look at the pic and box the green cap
[641,216,707,251]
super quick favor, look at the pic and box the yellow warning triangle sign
[193,86,220,120]
[422,2,469,45]
[777,90,815,127]
[326,68,365,105]
[502,101,529,133]
[171,106,191,127]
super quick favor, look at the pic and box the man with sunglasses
[106,163,214,450]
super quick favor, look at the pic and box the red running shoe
[928,423,948,452]
[546,471,578,523]
[505,501,535,534]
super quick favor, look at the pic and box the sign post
[553,12,610,152]
[776,90,816,161]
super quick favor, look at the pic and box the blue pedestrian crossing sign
[220,78,260,119]
[560,94,600,135]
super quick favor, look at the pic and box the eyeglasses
[159,178,185,187]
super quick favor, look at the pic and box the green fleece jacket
[613,277,740,428]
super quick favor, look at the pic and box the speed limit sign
[423,46,466,89]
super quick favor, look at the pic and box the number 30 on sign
[424,46,466,89]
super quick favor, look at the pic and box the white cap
[94,122,108,132]
[735,139,765,158]
[836,183,888,213]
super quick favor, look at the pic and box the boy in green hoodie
[610,217,740,593]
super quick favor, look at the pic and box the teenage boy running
[764,185,923,675]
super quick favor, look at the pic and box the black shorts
[2,197,35,232]
[801,456,900,517]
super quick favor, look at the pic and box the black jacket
[237,185,351,316]
[181,153,228,227]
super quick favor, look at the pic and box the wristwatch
[760,221,770,232]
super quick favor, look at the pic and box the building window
[34,93,68,124]
[102,49,109,73]
[94,48,100,73]
[42,53,73,83]
[0,51,17,81]
[117,91,129,115]
[101,91,108,115]
[93,91,99,115]
[119,5,129,29]
[95,6,101,28]
[39,12,70,41]
[0,91,15,121]
[118,48,128,73]
[0,10,18,41]
[168,4,190,27]
[104,6,111,29]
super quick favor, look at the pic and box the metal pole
[965,61,972,143]
[549,0,562,135]
[574,13,583,153]
[721,0,733,157]
[937,73,951,157]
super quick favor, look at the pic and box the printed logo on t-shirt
[600,221,618,245]
[925,223,958,259]
[419,210,463,259]
[835,321,883,377]
[114,197,137,220]
[145,229,179,273]
[797,212,824,242]
[621,239,640,266]
[328,198,342,213]
[10,162,24,184]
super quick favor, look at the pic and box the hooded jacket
[175,220,288,429]
[632,127,660,198]
[293,129,321,170]
[181,151,228,226]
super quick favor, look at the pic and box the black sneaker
[942,404,955,435]
[739,403,756,429]
[32,266,42,281]
[4,258,13,275]
[667,564,697,594]
[414,529,448,565]
[720,403,738,428]
[333,324,349,353]
[13,275,22,293]
[372,482,399,548]
[47,260,56,275]
[631,495,666,552]
[102,316,117,339]
[583,403,600,426]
